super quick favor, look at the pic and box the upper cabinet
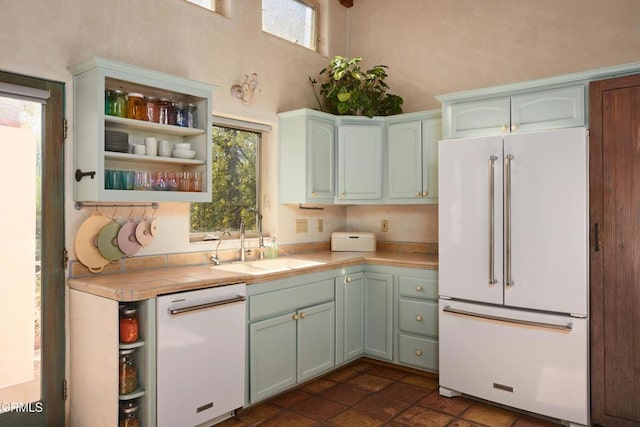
[69,57,217,202]
[336,117,385,203]
[278,109,335,204]
[443,85,585,139]
[386,112,441,203]
[277,109,441,205]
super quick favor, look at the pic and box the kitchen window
[190,118,269,238]
[262,0,317,51]
[184,0,229,17]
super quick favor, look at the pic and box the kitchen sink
[212,258,325,275]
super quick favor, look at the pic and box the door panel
[387,121,422,199]
[438,136,504,304]
[297,302,335,382]
[307,119,334,199]
[504,128,588,315]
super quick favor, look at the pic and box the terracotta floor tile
[512,415,562,427]
[418,390,474,415]
[393,405,455,427]
[381,381,431,403]
[462,403,520,427]
[320,383,371,406]
[400,373,440,390]
[354,394,411,419]
[324,366,361,382]
[301,378,338,394]
[292,395,347,421]
[447,419,487,427]
[347,373,394,392]
[367,365,409,381]
[350,360,376,372]
[258,410,318,427]
[270,389,313,408]
[327,408,387,427]
[235,402,281,424]
[213,416,247,426]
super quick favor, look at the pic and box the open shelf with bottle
[70,56,218,203]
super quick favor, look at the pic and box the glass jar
[126,92,145,120]
[119,349,137,395]
[110,89,127,118]
[119,400,140,427]
[186,103,197,128]
[119,305,139,343]
[173,102,186,126]
[105,89,111,115]
[143,95,158,122]
[157,98,171,125]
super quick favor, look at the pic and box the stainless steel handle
[488,155,498,285]
[442,306,572,332]
[504,154,514,287]
[169,295,246,316]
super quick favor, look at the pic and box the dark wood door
[590,74,640,427]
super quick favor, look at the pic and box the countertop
[67,251,438,302]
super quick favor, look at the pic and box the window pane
[185,0,215,11]
[0,96,42,411]
[191,126,259,233]
[262,0,315,50]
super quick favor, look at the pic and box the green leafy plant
[309,56,403,117]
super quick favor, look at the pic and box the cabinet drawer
[398,334,438,371]
[398,275,438,300]
[399,299,438,337]
[249,279,334,321]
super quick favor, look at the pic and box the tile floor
[219,358,560,427]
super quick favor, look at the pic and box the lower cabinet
[364,272,393,361]
[248,276,335,404]
[336,272,365,363]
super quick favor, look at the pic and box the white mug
[132,144,146,155]
[158,140,172,157]
[144,137,157,156]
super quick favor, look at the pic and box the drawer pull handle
[293,314,299,320]
[501,125,508,132]
[345,276,352,283]
[415,315,423,321]
[415,191,421,197]
[423,191,428,197]
[311,191,317,197]
[300,312,306,319]
[416,286,423,292]
[415,350,422,357]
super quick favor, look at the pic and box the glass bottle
[119,349,137,395]
[174,102,186,127]
[158,98,171,125]
[110,89,127,118]
[126,92,145,120]
[143,95,158,122]
[105,89,111,115]
[119,305,139,343]
[186,103,197,128]
[119,400,140,427]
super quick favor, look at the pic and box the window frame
[261,0,319,52]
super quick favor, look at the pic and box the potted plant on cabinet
[309,56,403,118]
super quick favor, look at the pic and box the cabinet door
[337,124,383,200]
[422,118,441,199]
[364,272,393,360]
[297,302,335,382]
[387,121,422,199]
[448,97,510,138]
[307,118,335,200]
[249,312,297,403]
[510,86,584,133]
[342,273,364,362]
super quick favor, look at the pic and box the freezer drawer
[439,300,588,425]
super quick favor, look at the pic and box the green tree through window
[190,125,259,232]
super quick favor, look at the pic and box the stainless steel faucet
[210,230,231,265]
[240,207,264,261]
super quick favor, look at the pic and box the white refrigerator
[438,127,589,426]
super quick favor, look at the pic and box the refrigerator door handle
[504,154,514,287]
[488,155,498,285]
[442,305,573,332]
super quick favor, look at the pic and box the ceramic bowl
[173,142,192,151]
[172,149,196,159]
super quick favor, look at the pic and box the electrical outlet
[381,219,389,232]
[318,219,324,233]
[296,219,308,233]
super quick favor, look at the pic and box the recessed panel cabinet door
[387,121,423,199]
[438,136,504,304]
[307,118,335,199]
[337,124,383,200]
[297,302,335,382]
[342,273,364,362]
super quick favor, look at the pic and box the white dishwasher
[157,283,246,427]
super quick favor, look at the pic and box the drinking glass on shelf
[134,171,150,191]
[193,172,203,192]
[122,171,135,190]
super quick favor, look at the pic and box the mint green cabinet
[335,272,365,364]
[386,115,441,203]
[278,109,335,203]
[364,272,393,361]
[336,120,384,202]
[297,301,335,382]
[443,85,585,139]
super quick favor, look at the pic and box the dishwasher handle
[169,295,246,316]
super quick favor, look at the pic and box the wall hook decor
[230,73,259,103]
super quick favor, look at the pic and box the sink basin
[212,258,325,276]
